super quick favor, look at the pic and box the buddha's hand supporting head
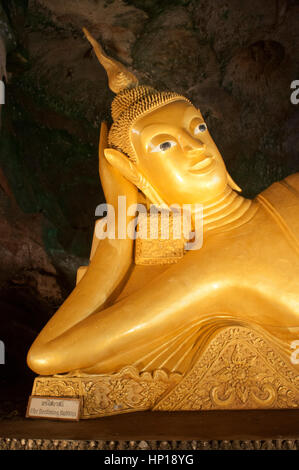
[84,29,241,207]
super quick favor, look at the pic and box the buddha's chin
[185,169,228,203]
[155,164,228,206]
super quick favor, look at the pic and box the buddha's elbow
[27,343,57,376]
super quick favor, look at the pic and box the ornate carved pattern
[154,327,299,410]
[135,212,185,265]
[81,367,177,418]
[33,379,81,398]
[32,366,180,419]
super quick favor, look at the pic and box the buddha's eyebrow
[140,110,204,142]
[141,124,179,143]
[186,109,204,121]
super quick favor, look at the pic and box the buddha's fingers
[99,122,137,209]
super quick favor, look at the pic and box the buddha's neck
[192,185,256,235]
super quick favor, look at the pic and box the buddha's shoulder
[256,172,299,237]
[283,172,299,192]
[259,172,299,203]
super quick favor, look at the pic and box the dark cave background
[0,0,298,416]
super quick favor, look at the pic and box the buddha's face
[131,100,228,205]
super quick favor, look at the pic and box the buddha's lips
[188,156,214,174]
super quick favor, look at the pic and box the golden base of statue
[31,326,299,418]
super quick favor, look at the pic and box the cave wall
[0,0,298,409]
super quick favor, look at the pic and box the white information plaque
[26,396,81,421]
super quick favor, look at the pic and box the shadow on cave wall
[0,0,298,413]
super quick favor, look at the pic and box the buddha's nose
[185,145,206,157]
[183,143,206,159]
[179,133,206,156]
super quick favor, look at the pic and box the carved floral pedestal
[31,326,299,418]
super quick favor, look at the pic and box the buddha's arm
[28,237,287,376]
[27,249,229,374]
[32,237,135,346]
[28,123,138,346]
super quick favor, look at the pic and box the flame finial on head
[83,27,138,93]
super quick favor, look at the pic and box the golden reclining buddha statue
[27,29,299,416]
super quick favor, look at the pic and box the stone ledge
[1,438,299,450]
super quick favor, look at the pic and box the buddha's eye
[159,141,174,151]
[149,140,177,153]
[194,123,207,135]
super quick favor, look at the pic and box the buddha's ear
[227,172,242,192]
[104,148,167,207]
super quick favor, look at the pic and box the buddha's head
[84,29,240,206]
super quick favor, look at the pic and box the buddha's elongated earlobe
[227,172,242,192]
[104,149,167,207]
[83,28,138,93]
